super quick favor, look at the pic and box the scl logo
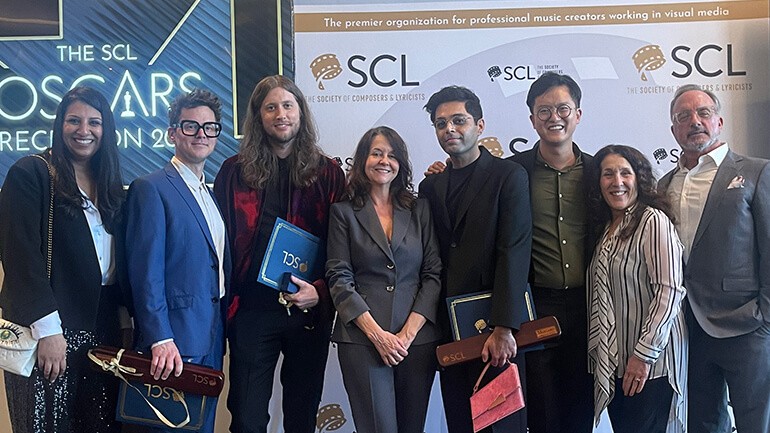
[486,65,536,82]
[670,43,746,78]
[309,53,420,90]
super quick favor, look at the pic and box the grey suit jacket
[659,149,770,338]
[326,198,443,346]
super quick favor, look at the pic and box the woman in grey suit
[326,126,442,433]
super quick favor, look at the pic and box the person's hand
[423,160,447,176]
[150,341,183,380]
[37,334,67,382]
[482,326,517,367]
[395,312,427,351]
[622,355,651,396]
[283,276,320,310]
[369,329,409,367]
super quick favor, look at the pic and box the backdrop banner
[294,0,769,183]
[293,1,768,432]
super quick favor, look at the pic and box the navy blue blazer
[125,163,231,357]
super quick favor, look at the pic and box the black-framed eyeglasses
[433,115,474,130]
[173,120,222,138]
[672,106,717,125]
[536,105,574,121]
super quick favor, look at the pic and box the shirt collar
[677,142,729,172]
[534,142,583,171]
[171,156,206,189]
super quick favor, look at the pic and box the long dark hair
[347,126,415,210]
[587,144,674,241]
[237,75,326,189]
[50,86,124,233]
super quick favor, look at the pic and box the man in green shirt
[508,72,594,433]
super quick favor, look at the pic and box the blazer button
[211,264,217,270]
[386,285,394,292]
[211,297,219,303]
[450,242,457,248]
[386,263,394,269]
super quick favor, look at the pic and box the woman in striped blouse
[586,145,687,433]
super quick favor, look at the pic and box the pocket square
[727,175,745,189]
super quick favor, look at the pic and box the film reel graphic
[632,44,666,82]
[316,403,347,432]
[310,54,343,90]
[479,137,504,158]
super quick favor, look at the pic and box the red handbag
[470,361,525,432]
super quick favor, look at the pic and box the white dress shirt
[666,143,729,262]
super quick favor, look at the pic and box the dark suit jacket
[659,149,770,337]
[419,147,532,339]
[125,163,231,357]
[0,154,124,331]
[326,198,442,346]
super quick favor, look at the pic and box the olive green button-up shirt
[530,149,587,289]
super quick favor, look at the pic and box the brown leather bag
[436,316,561,367]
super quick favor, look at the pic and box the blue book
[257,218,323,294]
[115,380,208,430]
[446,285,541,351]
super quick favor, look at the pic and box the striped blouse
[588,205,688,433]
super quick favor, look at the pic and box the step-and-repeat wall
[1,1,768,432]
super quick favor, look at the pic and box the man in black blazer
[419,86,532,433]
[659,84,770,433]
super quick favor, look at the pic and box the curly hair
[587,144,674,241]
[237,75,326,189]
[50,86,124,233]
[347,126,415,210]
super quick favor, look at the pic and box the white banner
[293,1,769,432]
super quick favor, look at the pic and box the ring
[634,378,641,382]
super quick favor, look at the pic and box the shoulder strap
[29,154,53,280]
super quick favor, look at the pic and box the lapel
[354,199,394,262]
[691,150,739,251]
[453,147,493,232]
[164,164,216,253]
[390,205,410,254]
[432,171,452,232]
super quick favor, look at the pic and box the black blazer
[419,147,532,339]
[0,154,122,331]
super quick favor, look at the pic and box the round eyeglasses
[536,105,574,121]
[173,120,222,138]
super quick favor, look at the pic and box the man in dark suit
[507,72,594,433]
[125,89,230,433]
[658,84,770,433]
[419,85,532,433]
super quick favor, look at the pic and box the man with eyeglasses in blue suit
[125,89,231,433]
